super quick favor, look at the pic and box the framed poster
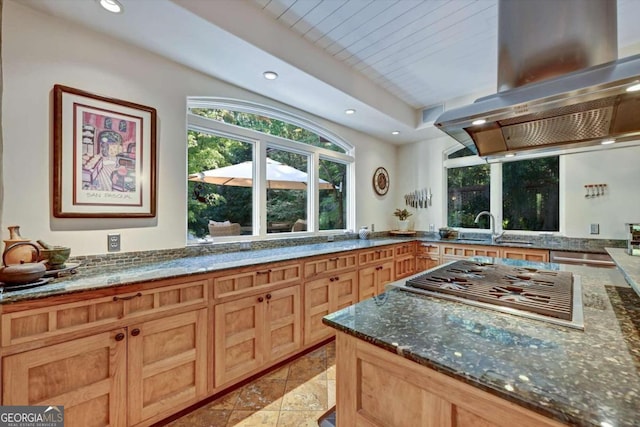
[53,84,157,217]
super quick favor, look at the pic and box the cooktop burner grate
[404,260,578,325]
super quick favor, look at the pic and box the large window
[186,101,354,241]
[445,148,559,233]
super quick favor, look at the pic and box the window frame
[187,102,355,241]
[443,144,563,236]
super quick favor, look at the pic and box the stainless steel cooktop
[394,260,584,330]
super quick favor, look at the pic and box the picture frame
[53,84,157,218]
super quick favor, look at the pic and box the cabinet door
[304,272,358,345]
[395,255,416,280]
[501,248,549,262]
[128,309,207,425]
[214,296,264,387]
[3,330,127,427]
[358,265,378,301]
[304,278,333,345]
[265,286,302,361]
[377,261,395,294]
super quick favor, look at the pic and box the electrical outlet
[590,224,600,235]
[327,235,335,242]
[239,241,251,250]
[371,224,375,232]
[108,234,121,252]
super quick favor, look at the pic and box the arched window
[187,99,354,242]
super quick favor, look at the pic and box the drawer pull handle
[329,277,335,282]
[131,328,141,337]
[258,296,264,303]
[115,333,125,342]
[113,292,142,302]
[257,269,272,275]
[266,294,272,300]
[334,276,339,281]
[329,257,339,261]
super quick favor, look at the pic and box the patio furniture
[208,221,241,237]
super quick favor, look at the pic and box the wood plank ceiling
[253,0,640,110]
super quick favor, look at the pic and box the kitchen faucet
[474,211,503,243]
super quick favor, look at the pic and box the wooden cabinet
[3,309,207,427]
[336,332,564,427]
[440,243,500,264]
[501,247,549,262]
[3,330,127,427]
[394,242,417,279]
[358,261,394,300]
[127,309,207,425]
[214,286,301,387]
[304,271,358,345]
[304,252,357,280]
[417,243,441,271]
[212,261,301,301]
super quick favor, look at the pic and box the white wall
[1,1,397,256]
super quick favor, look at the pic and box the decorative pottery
[397,220,410,232]
[0,242,47,284]
[3,225,37,265]
[359,226,371,240]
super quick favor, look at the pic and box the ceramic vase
[359,226,371,240]
[397,220,410,231]
[3,225,37,265]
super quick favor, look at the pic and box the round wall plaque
[373,167,389,196]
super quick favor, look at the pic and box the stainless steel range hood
[434,0,640,158]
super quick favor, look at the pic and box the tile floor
[166,341,336,427]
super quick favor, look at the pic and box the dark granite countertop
[0,238,411,305]
[607,247,640,298]
[323,259,640,427]
[419,236,625,254]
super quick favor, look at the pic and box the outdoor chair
[208,220,241,237]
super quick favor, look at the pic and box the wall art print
[53,85,157,217]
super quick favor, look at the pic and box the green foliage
[393,208,412,220]
[447,164,490,228]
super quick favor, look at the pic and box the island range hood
[434,0,640,159]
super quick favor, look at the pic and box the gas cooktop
[395,260,584,330]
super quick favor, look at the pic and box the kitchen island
[323,259,640,427]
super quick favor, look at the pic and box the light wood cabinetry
[3,330,127,427]
[214,285,301,388]
[501,247,549,262]
[440,243,500,264]
[127,309,207,425]
[3,308,207,427]
[212,261,301,301]
[336,332,564,427]
[417,243,441,271]
[304,271,358,345]
[358,246,395,300]
[394,242,417,279]
[304,252,357,280]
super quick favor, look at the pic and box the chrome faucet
[474,211,502,243]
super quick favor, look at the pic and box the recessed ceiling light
[345,109,356,115]
[391,131,400,135]
[99,0,123,13]
[472,119,487,125]
[505,153,515,158]
[263,71,278,80]
[626,83,640,92]
[601,139,615,145]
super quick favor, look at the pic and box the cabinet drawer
[358,247,395,266]
[394,242,416,257]
[419,243,440,256]
[304,253,357,279]
[213,262,302,299]
[1,279,208,347]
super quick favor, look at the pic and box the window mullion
[491,163,503,233]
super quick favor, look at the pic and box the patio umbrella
[188,158,335,190]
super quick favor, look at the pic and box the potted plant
[393,208,413,231]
